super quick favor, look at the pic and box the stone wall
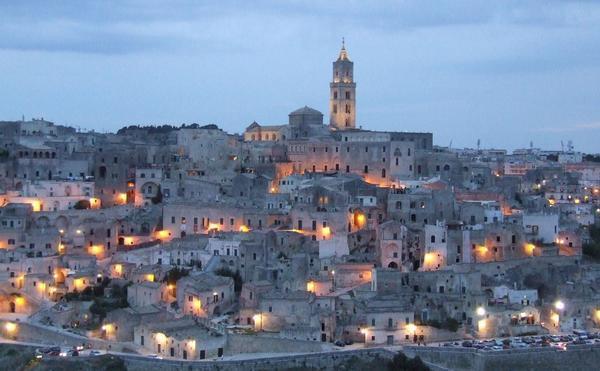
[405,343,600,371]
[1,320,133,352]
[122,348,396,371]
[226,333,333,354]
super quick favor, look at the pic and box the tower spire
[330,40,355,130]
[338,37,349,61]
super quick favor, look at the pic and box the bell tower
[329,38,356,130]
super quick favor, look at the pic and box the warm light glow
[574,198,581,204]
[306,281,315,293]
[146,274,155,282]
[193,297,202,311]
[127,182,135,188]
[476,307,486,316]
[207,222,220,231]
[188,340,196,350]
[406,323,416,333]
[354,212,366,228]
[423,253,435,263]
[524,243,536,255]
[477,245,488,254]
[15,296,25,306]
[595,310,600,321]
[270,187,276,193]
[76,229,82,235]
[478,319,487,330]
[360,328,367,335]
[155,230,170,239]
[155,332,166,343]
[88,245,104,256]
[239,225,250,233]
[551,313,560,324]
[29,199,42,212]
[114,264,123,275]
[322,226,331,238]
[4,322,17,332]
[555,300,565,311]
[89,198,101,208]
[117,193,128,204]
[101,324,113,332]
[548,199,556,206]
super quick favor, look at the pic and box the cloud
[1,1,600,55]
[531,122,600,133]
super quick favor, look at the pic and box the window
[345,91,350,99]
[364,165,368,174]
[431,235,436,243]
[333,104,337,113]
[334,91,338,99]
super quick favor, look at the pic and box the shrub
[388,352,430,371]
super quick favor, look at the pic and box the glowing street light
[555,300,565,311]
[476,307,486,316]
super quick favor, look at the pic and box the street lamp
[476,307,486,316]
[554,300,565,311]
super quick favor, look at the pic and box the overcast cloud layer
[1,0,599,152]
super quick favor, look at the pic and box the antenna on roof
[477,139,481,150]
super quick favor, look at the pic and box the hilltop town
[0,43,599,369]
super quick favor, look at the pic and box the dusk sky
[1,1,600,152]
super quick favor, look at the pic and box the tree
[215,267,243,293]
[164,267,189,285]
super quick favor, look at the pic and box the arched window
[443,164,450,171]
[431,235,436,243]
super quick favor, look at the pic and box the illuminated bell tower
[329,38,356,130]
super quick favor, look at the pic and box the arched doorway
[388,262,399,269]
[9,301,15,313]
